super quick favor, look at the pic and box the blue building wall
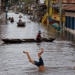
[65,16,75,30]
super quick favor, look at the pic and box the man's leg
[23,51,35,64]
[38,48,44,59]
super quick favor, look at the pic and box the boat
[2,39,22,43]
[10,17,14,22]
[10,20,14,22]
[15,11,19,14]
[19,16,22,18]
[2,38,55,43]
[19,15,22,18]
[17,22,25,27]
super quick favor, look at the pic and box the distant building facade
[57,0,75,3]
[0,0,9,23]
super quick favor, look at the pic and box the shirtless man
[23,48,46,71]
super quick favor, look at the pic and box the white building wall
[40,0,45,3]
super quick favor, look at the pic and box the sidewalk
[0,12,6,45]
[65,27,75,35]
[0,12,6,24]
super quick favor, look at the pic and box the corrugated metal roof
[62,4,75,11]
[57,0,75,3]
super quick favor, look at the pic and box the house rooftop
[62,4,75,11]
[57,0,75,4]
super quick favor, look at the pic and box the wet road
[0,11,75,75]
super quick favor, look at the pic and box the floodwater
[0,11,75,75]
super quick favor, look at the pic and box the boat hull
[2,38,55,43]
[17,22,25,27]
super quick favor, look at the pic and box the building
[57,0,75,4]
[42,0,64,24]
[62,4,75,35]
[0,0,9,23]
[42,0,75,35]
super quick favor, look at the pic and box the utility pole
[59,0,62,29]
[59,0,63,39]
[30,0,31,18]
[6,1,8,22]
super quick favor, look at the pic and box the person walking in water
[23,48,46,71]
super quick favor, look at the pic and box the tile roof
[62,4,75,11]
[57,0,75,3]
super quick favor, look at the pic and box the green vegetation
[8,0,31,7]
[8,0,35,10]
[25,0,31,5]
[8,3,13,8]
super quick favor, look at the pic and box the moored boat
[10,20,14,22]
[15,11,19,14]
[10,17,14,22]
[17,22,25,27]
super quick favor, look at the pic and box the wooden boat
[19,15,22,18]
[15,11,19,14]
[10,20,14,22]
[10,17,14,22]
[19,16,22,18]
[2,38,55,43]
[2,39,22,43]
[17,22,25,27]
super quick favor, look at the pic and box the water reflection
[0,12,75,75]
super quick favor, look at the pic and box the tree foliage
[24,0,31,5]
[8,0,34,8]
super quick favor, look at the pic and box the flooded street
[0,11,75,75]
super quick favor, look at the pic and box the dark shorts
[34,57,44,67]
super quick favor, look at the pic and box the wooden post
[63,22,65,32]
[59,0,62,29]
[47,0,50,30]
